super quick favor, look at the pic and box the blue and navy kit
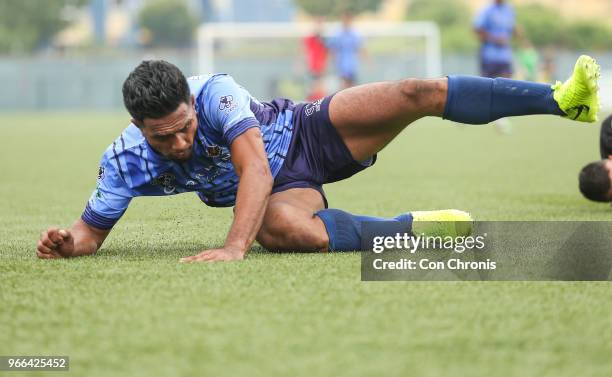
[473,2,515,64]
[328,28,363,79]
[82,74,295,229]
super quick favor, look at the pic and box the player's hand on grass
[37,228,74,259]
[180,246,245,263]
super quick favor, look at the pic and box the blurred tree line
[0,0,197,53]
[1,0,610,54]
[138,0,197,48]
[0,0,87,53]
[405,0,612,52]
[294,0,383,17]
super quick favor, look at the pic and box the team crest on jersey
[219,95,237,112]
[152,172,177,194]
[206,145,221,157]
[97,166,105,180]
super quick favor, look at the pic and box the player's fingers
[41,229,58,246]
[201,252,219,261]
[180,251,214,263]
[38,241,60,256]
[37,250,52,259]
[41,236,58,250]
[179,254,201,263]
[58,229,72,241]
[37,250,60,259]
[48,231,64,245]
[37,242,60,258]
[37,240,52,254]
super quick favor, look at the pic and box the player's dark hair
[578,161,611,202]
[122,60,190,122]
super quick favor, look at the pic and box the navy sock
[315,209,413,251]
[443,75,565,125]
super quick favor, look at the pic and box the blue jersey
[474,2,515,64]
[81,74,295,229]
[328,28,363,77]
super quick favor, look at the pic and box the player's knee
[397,78,445,115]
[397,78,422,105]
[257,203,295,250]
[256,229,277,251]
[398,78,441,104]
[257,203,327,252]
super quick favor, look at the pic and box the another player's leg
[330,55,600,162]
[257,188,473,252]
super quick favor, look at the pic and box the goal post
[197,21,442,100]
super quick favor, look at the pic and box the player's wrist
[223,242,248,255]
[69,238,98,257]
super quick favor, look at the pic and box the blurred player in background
[303,17,328,101]
[579,115,612,203]
[474,0,515,78]
[328,12,365,89]
[474,0,516,134]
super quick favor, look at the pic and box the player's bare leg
[329,78,447,161]
[256,188,328,252]
[330,55,600,161]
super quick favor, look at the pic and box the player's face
[140,96,198,162]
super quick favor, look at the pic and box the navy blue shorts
[480,61,513,78]
[272,95,376,207]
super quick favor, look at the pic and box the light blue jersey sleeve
[81,153,134,229]
[202,75,260,146]
[473,6,490,30]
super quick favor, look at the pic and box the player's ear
[190,94,195,108]
[607,155,612,160]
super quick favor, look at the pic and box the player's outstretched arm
[181,127,272,262]
[37,219,111,259]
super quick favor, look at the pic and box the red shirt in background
[304,34,327,76]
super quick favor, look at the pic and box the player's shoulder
[478,4,495,16]
[203,73,243,93]
[190,74,244,108]
[188,73,238,94]
[101,122,143,152]
[187,74,215,96]
[197,73,252,116]
[99,123,149,174]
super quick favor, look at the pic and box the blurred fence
[1,50,611,111]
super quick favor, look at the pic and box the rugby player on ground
[37,56,601,261]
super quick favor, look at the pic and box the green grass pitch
[1,112,611,377]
